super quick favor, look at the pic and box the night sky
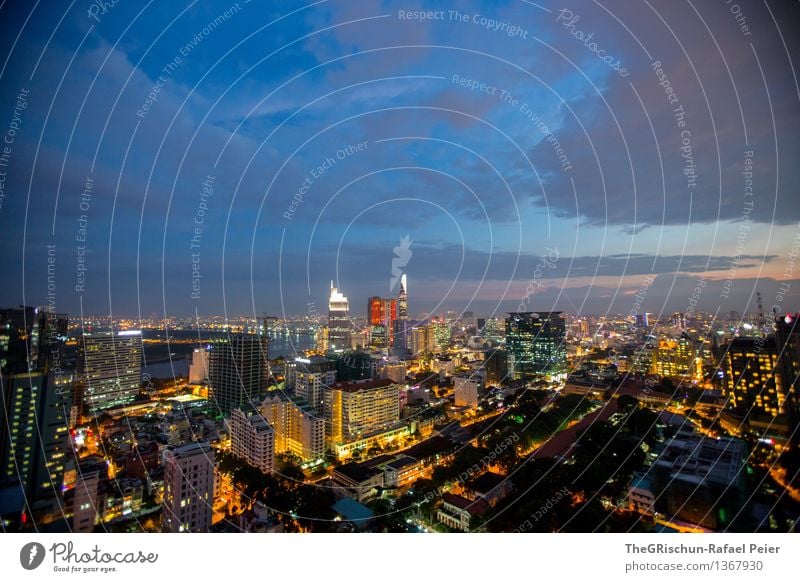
[0,0,798,321]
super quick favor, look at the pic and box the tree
[617,394,639,411]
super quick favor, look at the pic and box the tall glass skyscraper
[393,274,409,356]
[505,312,567,380]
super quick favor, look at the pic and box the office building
[722,337,784,418]
[286,356,336,414]
[454,375,481,409]
[775,313,800,448]
[325,378,401,445]
[208,333,269,417]
[367,296,396,348]
[393,274,410,355]
[230,408,274,474]
[505,312,567,380]
[652,333,696,381]
[432,318,451,351]
[75,330,142,415]
[483,318,503,342]
[1,371,73,508]
[161,442,215,533]
[328,283,352,351]
[0,308,72,519]
[411,323,435,355]
[261,394,326,462]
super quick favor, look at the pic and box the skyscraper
[208,333,269,417]
[411,323,435,355]
[432,318,451,351]
[367,296,396,348]
[393,274,409,356]
[0,307,68,375]
[722,337,784,417]
[161,442,215,533]
[774,313,800,447]
[0,308,72,520]
[505,312,567,381]
[328,282,352,351]
[75,330,142,416]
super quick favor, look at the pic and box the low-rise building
[436,492,489,532]
[464,472,513,507]
[331,463,384,502]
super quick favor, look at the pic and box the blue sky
[0,0,798,321]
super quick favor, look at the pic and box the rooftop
[654,436,747,487]
[329,378,397,393]
[334,462,381,484]
[441,492,489,516]
[168,441,212,458]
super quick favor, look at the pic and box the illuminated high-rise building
[367,296,396,348]
[505,312,566,380]
[432,318,451,351]
[774,313,800,448]
[261,394,326,463]
[411,324,435,355]
[0,308,72,521]
[324,378,400,445]
[722,337,783,417]
[397,273,408,319]
[393,274,409,355]
[74,329,142,416]
[328,282,352,351]
[651,333,695,381]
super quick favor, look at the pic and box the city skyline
[2,0,800,546]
